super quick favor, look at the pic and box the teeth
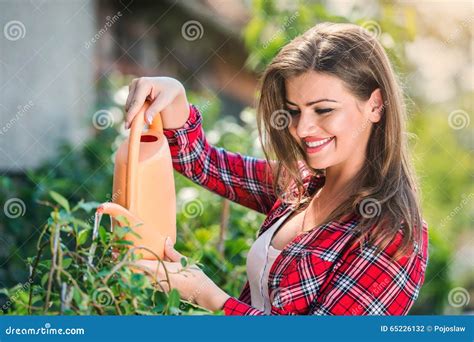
[305,137,333,147]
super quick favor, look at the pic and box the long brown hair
[257,22,423,261]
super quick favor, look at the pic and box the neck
[323,153,365,196]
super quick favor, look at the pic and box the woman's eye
[287,109,300,116]
[315,108,333,115]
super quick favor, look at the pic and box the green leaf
[131,273,146,288]
[71,199,84,212]
[77,228,91,246]
[38,260,52,270]
[73,200,100,213]
[49,191,70,212]
[60,225,73,233]
[62,258,72,269]
[99,226,108,244]
[115,215,130,226]
[194,228,214,245]
[72,287,82,305]
[41,273,49,287]
[167,288,181,308]
[153,292,167,312]
[180,257,188,268]
[69,217,91,230]
[97,269,110,278]
[114,226,131,239]
[114,240,133,246]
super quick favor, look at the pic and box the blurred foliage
[1,0,472,315]
[0,191,208,315]
[408,108,473,314]
[243,0,417,73]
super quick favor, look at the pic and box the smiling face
[285,71,383,173]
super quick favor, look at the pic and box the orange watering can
[97,102,176,260]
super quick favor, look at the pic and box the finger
[147,83,158,102]
[144,91,168,125]
[135,260,170,291]
[125,79,138,113]
[135,260,168,285]
[133,259,156,273]
[125,80,153,128]
[164,237,184,263]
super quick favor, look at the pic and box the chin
[305,158,331,171]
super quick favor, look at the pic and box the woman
[127,22,429,315]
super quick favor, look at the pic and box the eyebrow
[285,98,339,106]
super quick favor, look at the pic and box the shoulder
[299,216,428,273]
[303,219,429,315]
[334,218,429,291]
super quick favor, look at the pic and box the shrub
[0,191,209,315]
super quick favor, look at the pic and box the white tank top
[246,210,292,313]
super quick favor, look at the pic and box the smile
[304,136,335,153]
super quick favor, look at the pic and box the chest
[270,200,336,250]
[269,209,304,250]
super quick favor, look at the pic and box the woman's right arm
[125,77,277,215]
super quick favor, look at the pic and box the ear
[366,88,384,123]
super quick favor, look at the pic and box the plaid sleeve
[162,104,276,215]
[223,222,429,316]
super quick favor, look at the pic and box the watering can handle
[126,102,163,209]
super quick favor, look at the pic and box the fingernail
[146,114,153,125]
[165,237,172,246]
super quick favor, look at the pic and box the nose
[295,110,320,139]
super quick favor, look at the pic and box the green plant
[0,191,209,315]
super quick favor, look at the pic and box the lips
[304,136,333,142]
[304,136,334,148]
[303,136,335,154]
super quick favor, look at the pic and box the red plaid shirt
[163,104,429,315]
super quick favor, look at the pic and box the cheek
[325,113,352,141]
[327,111,370,158]
[327,111,365,144]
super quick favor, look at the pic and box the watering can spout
[97,202,140,227]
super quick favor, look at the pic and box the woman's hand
[125,76,190,130]
[133,237,230,312]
